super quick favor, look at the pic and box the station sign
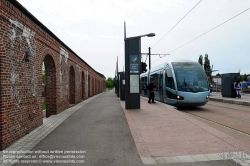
[130,54,139,73]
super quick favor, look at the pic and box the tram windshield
[172,62,209,92]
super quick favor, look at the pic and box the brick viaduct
[0,0,106,150]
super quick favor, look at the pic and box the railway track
[179,101,250,137]
[185,110,250,137]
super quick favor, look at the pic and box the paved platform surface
[8,92,145,166]
[209,92,250,106]
[0,92,249,166]
[120,96,250,165]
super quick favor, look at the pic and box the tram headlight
[206,96,209,99]
[177,95,184,100]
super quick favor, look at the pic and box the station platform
[1,92,249,166]
[120,96,250,165]
[209,92,250,106]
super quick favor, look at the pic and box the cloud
[17,0,250,78]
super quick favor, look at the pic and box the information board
[130,75,139,93]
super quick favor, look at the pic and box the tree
[216,73,221,76]
[239,73,247,82]
[198,55,203,67]
[106,77,114,88]
[243,74,247,81]
[204,54,211,74]
[199,54,212,83]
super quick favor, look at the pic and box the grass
[42,102,46,110]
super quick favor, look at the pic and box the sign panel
[130,54,139,73]
[130,75,139,93]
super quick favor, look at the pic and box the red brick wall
[0,0,106,150]
[0,34,5,149]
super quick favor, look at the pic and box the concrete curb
[141,153,250,165]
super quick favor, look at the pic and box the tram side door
[165,69,178,106]
[159,70,164,102]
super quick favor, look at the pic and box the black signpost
[124,38,141,109]
[124,22,155,109]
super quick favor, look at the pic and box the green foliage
[198,55,203,67]
[239,73,247,82]
[42,62,46,84]
[204,54,211,75]
[106,77,114,88]
[198,54,212,82]
[237,70,247,81]
[42,102,46,110]
[243,74,247,81]
[216,73,221,76]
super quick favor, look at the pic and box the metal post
[149,47,151,70]
[124,38,141,109]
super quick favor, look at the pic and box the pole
[124,22,126,39]
[149,47,151,70]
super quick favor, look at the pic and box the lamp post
[124,23,155,109]
[125,33,155,40]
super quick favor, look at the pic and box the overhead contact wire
[152,0,203,48]
[167,7,250,54]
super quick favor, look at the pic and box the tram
[140,59,210,108]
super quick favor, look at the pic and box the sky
[17,0,250,79]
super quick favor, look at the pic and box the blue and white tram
[140,60,210,107]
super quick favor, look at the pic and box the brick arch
[42,48,56,61]
[82,71,85,100]
[69,66,75,104]
[43,54,57,118]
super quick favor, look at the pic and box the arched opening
[69,66,75,104]
[88,75,91,97]
[44,55,57,118]
[82,72,85,100]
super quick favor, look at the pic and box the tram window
[144,77,148,87]
[140,77,144,94]
[144,77,147,84]
[166,70,175,90]
[172,62,209,92]
[159,72,163,89]
[150,73,159,91]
